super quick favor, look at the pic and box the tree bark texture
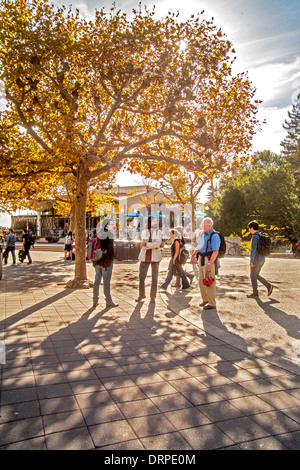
[66,162,93,288]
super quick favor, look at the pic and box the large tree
[0,0,260,287]
[207,151,300,241]
[131,161,209,232]
[281,92,300,185]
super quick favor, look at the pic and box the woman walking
[160,227,191,291]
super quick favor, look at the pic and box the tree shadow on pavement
[256,299,300,340]
[200,307,250,378]
[0,259,76,293]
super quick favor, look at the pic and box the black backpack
[258,233,271,257]
[209,231,227,258]
[179,244,190,264]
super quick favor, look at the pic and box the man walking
[22,229,32,264]
[191,217,220,310]
[247,220,273,298]
[4,228,16,265]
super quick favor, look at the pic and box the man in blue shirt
[4,228,16,265]
[191,217,220,310]
[247,220,273,298]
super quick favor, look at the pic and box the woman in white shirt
[136,217,163,303]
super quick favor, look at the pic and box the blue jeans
[93,263,113,305]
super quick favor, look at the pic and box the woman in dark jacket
[92,218,118,309]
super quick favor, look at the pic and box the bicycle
[227,242,241,256]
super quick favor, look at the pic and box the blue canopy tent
[124,212,142,217]
[145,213,165,218]
[194,211,207,219]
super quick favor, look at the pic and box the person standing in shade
[4,228,16,265]
[136,216,164,303]
[247,220,273,298]
[191,217,220,310]
[92,218,118,309]
[22,228,32,264]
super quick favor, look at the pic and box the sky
[1,0,300,226]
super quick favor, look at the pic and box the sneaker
[200,301,208,307]
[135,296,146,302]
[246,293,259,299]
[106,302,119,308]
[203,304,216,310]
[267,285,274,296]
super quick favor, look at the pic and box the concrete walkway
[0,251,300,450]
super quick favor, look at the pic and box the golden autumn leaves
[0,0,261,283]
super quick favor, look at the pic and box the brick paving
[0,250,300,450]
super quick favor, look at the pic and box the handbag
[18,249,26,262]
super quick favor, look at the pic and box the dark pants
[139,261,160,300]
[250,260,271,296]
[161,259,190,289]
[4,247,16,264]
[24,248,32,263]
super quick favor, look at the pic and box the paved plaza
[0,249,300,450]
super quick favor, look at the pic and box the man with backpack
[247,220,273,298]
[22,228,32,264]
[191,217,221,310]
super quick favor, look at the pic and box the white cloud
[245,57,300,108]
[252,106,290,153]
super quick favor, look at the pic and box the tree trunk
[191,198,197,234]
[66,162,93,289]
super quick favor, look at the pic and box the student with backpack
[160,227,191,291]
[247,220,273,298]
[64,231,74,261]
[22,229,32,264]
[92,219,118,309]
[191,217,221,310]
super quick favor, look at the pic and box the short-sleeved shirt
[197,229,221,254]
[22,234,31,250]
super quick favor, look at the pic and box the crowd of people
[91,216,275,311]
[0,217,280,310]
[1,228,34,265]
